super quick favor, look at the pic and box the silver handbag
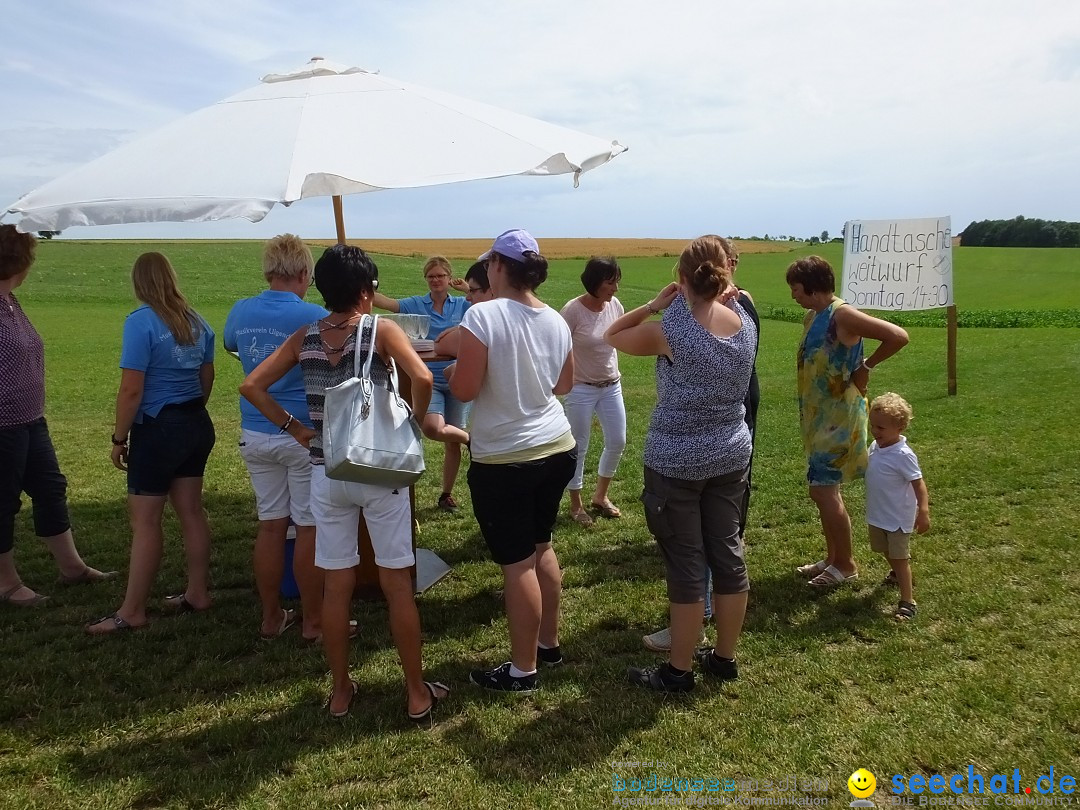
[322,314,426,487]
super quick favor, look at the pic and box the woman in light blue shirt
[373,255,470,512]
[87,253,215,635]
[224,234,328,642]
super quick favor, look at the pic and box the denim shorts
[428,381,470,428]
[127,401,215,495]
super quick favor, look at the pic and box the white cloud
[2,0,1078,239]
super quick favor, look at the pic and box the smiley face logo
[848,768,877,799]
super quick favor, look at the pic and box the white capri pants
[564,380,627,492]
[309,464,414,571]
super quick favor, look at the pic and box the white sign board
[842,217,953,310]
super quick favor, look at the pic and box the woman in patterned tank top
[241,245,447,722]
[606,235,756,694]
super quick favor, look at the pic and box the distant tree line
[960,216,1080,247]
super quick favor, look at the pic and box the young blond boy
[866,393,930,620]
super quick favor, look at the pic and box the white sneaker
[642,626,708,653]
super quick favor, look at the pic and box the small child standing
[866,393,930,621]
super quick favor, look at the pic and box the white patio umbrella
[5,57,627,240]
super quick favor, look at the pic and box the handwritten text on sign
[842,217,953,310]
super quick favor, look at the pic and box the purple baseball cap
[478,228,539,262]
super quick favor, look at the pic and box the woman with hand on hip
[449,229,576,692]
[607,235,756,693]
[241,244,446,722]
[560,257,627,526]
[0,225,115,607]
[224,234,328,641]
[373,256,470,512]
[87,252,216,634]
[787,255,909,588]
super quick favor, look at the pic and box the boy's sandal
[569,509,594,527]
[808,565,859,588]
[894,601,918,621]
[881,570,916,588]
[796,560,828,578]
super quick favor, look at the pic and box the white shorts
[309,464,414,571]
[238,429,315,525]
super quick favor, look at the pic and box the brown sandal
[1,582,49,607]
[569,509,594,527]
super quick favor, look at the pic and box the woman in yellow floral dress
[786,256,909,587]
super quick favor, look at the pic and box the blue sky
[3,0,1079,240]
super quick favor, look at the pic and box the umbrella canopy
[5,57,627,234]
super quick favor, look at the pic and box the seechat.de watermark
[848,766,1076,807]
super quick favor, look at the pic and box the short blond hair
[870,392,913,430]
[263,234,313,283]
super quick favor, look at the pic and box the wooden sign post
[841,216,957,396]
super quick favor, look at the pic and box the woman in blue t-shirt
[372,256,470,513]
[87,253,216,635]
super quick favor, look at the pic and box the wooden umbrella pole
[333,195,346,244]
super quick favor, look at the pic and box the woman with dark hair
[560,256,627,526]
[786,255,908,587]
[449,229,575,692]
[432,261,494,357]
[87,252,216,634]
[0,225,114,607]
[241,244,446,721]
[373,255,470,513]
[607,235,756,693]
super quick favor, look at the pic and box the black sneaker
[694,647,738,681]
[470,661,539,693]
[537,645,563,668]
[627,662,695,693]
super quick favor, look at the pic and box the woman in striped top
[241,244,446,722]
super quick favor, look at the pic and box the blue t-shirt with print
[398,293,469,385]
[224,290,328,433]
[120,305,216,423]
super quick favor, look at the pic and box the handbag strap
[354,314,406,406]
[355,314,378,380]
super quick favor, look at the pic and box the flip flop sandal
[569,510,594,527]
[408,681,450,723]
[808,564,859,588]
[328,679,359,719]
[796,560,828,578]
[163,594,209,613]
[303,619,360,644]
[57,567,120,585]
[85,612,147,635]
[591,501,622,519]
[260,608,297,640]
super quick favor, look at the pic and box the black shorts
[127,400,215,496]
[467,449,576,566]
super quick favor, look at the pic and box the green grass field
[3,240,1079,809]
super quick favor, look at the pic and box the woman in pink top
[560,257,627,526]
